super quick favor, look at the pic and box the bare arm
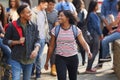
[109,17,120,27]
[10,37,25,46]
[108,16,120,33]
[77,32,92,59]
[44,34,56,70]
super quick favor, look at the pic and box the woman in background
[72,0,88,66]
[6,0,19,22]
[0,3,11,66]
[86,1,103,73]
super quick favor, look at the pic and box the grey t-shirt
[46,9,58,31]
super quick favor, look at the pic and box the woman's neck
[61,23,71,30]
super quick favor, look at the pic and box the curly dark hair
[59,10,77,25]
[0,3,5,26]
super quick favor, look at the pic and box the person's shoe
[36,72,41,79]
[51,64,57,76]
[85,68,97,74]
[100,58,111,62]
[94,64,102,70]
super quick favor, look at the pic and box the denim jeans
[34,39,45,75]
[55,54,78,80]
[102,32,120,58]
[86,32,99,70]
[11,60,33,80]
[0,38,11,64]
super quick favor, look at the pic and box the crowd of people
[0,0,120,80]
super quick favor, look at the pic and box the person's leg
[50,51,56,76]
[101,32,120,59]
[22,63,33,80]
[0,38,11,64]
[55,55,67,80]
[33,39,45,78]
[94,27,109,69]
[50,52,56,66]
[94,41,103,69]
[11,60,21,80]
[79,46,86,66]
[67,55,78,80]
[86,33,99,72]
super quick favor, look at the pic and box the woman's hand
[87,52,92,60]
[99,34,104,40]
[44,62,49,70]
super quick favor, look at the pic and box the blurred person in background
[31,0,49,79]
[95,0,118,70]
[85,1,103,73]
[46,0,59,76]
[0,4,11,79]
[72,0,88,66]
[6,0,19,23]
[100,1,120,63]
[55,0,77,17]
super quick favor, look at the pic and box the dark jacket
[3,19,40,64]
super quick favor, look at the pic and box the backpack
[55,25,78,39]
[54,25,92,46]
[4,21,23,38]
[54,25,81,47]
[4,21,24,45]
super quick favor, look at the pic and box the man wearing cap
[3,5,40,80]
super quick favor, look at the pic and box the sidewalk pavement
[31,45,118,80]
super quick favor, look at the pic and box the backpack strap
[55,25,78,39]
[72,25,78,39]
[12,21,23,38]
[55,25,60,38]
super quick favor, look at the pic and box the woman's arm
[77,32,92,59]
[44,34,56,70]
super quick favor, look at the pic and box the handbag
[77,21,92,44]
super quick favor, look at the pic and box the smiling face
[21,7,32,21]
[58,12,69,24]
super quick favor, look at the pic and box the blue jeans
[102,32,120,58]
[0,38,11,64]
[11,60,33,80]
[34,39,45,74]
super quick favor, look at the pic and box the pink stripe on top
[51,25,81,57]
